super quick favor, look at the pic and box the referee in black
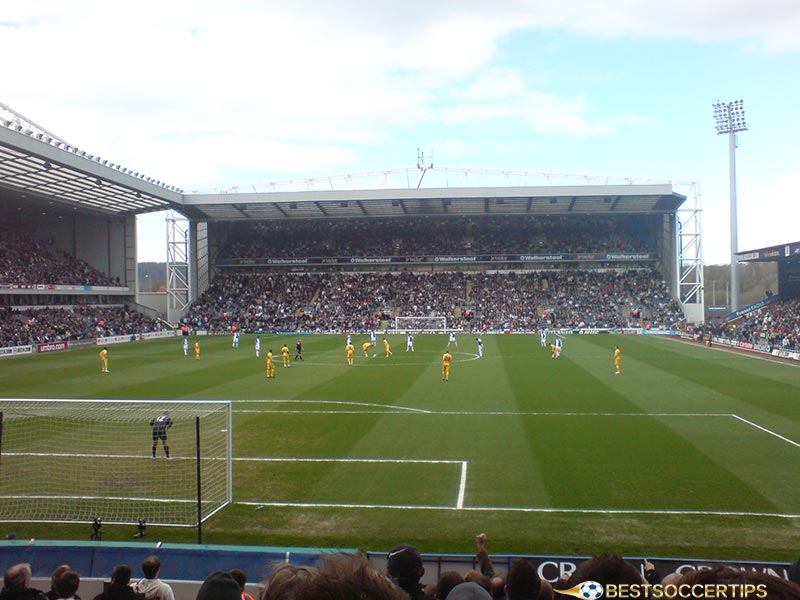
[295,340,305,361]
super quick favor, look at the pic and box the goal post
[0,399,232,528]
[393,316,447,333]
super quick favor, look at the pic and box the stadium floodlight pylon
[0,399,232,528]
[393,316,448,333]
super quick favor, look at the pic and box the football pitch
[1,333,799,561]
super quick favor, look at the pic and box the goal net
[393,316,447,333]
[0,399,231,527]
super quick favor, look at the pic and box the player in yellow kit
[346,343,355,365]
[362,341,374,357]
[266,349,276,378]
[382,337,392,357]
[550,343,559,359]
[614,346,621,375]
[281,343,291,368]
[99,347,109,372]
[194,340,200,360]
[442,350,452,381]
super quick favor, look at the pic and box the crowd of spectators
[182,268,684,334]
[218,215,654,260]
[4,540,799,600]
[693,298,800,350]
[0,305,162,348]
[0,227,121,287]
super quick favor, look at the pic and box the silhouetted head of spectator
[291,553,408,600]
[141,556,161,580]
[436,572,465,600]
[196,571,240,600]
[537,580,553,600]
[490,576,506,600]
[111,565,132,587]
[464,571,492,594]
[387,543,425,592]
[3,564,33,591]
[54,569,80,599]
[446,582,492,600]
[506,559,541,600]
[790,556,800,585]
[228,569,247,593]
[680,566,800,600]
[49,566,71,593]
[571,553,642,588]
[261,563,317,600]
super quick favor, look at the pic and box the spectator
[386,544,436,600]
[446,582,492,600]
[44,567,75,600]
[1,564,46,600]
[92,565,140,600]
[435,573,465,600]
[195,572,240,600]
[227,570,253,600]
[53,571,80,600]
[133,557,174,600]
[260,564,317,600]
[505,559,541,600]
[286,553,408,600]
[569,553,643,588]
[679,565,800,600]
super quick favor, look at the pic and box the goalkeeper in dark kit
[150,410,173,459]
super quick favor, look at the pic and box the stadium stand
[217,215,653,260]
[182,268,683,334]
[0,224,120,287]
[0,305,161,348]
[695,298,799,350]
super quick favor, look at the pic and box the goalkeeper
[150,410,173,459]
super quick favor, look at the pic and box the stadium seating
[0,305,162,348]
[0,225,121,287]
[182,269,684,334]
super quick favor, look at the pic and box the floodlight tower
[713,99,747,312]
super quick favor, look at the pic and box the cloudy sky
[3,1,799,264]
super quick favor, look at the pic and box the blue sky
[2,1,799,264]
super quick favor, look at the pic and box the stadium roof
[737,241,800,262]
[0,124,187,217]
[184,184,685,221]
[1,121,686,221]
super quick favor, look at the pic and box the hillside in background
[704,262,778,308]
[138,262,166,292]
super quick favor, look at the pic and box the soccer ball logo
[579,581,604,599]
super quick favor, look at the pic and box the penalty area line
[731,414,800,449]
[234,500,800,519]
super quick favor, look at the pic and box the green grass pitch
[1,333,799,561]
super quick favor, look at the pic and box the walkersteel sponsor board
[216,252,657,267]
